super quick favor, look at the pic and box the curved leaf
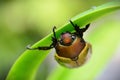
[6,1,120,80]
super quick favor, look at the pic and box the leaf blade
[6,1,120,80]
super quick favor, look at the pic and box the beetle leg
[69,20,80,33]
[27,26,58,50]
[81,23,90,32]
[52,26,58,47]
[69,20,90,37]
[53,26,57,39]
[27,43,54,50]
[70,20,84,37]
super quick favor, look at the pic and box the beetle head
[60,32,76,46]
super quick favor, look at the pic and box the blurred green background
[0,0,120,80]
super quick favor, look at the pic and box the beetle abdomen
[54,43,92,68]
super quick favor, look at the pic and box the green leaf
[6,1,120,80]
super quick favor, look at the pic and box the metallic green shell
[54,43,92,68]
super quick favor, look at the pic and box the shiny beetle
[27,20,92,68]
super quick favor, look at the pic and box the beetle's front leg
[69,20,80,33]
[69,20,90,37]
[27,43,54,50]
[81,23,90,32]
[27,26,58,50]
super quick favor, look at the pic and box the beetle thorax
[55,32,86,59]
[59,32,75,46]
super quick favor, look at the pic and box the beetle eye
[71,35,76,40]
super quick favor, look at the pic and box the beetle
[27,20,92,68]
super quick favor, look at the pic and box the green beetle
[27,20,92,68]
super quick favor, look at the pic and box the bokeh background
[0,0,120,80]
